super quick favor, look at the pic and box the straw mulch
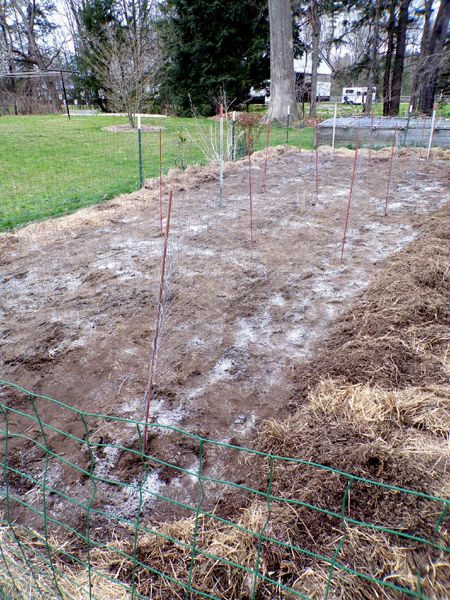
[250,201,450,599]
[1,202,449,598]
[294,203,450,395]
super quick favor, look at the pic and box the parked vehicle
[342,87,376,105]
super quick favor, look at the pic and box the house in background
[294,52,333,102]
[249,51,333,106]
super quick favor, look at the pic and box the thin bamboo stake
[248,125,253,243]
[219,104,224,204]
[261,122,272,193]
[340,140,359,261]
[426,105,436,160]
[331,102,337,157]
[385,131,397,217]
[314,122,319,198]
[137,115,143,189]
[143,191,173,454]
[159,128,163,235]
[368,111,374,166]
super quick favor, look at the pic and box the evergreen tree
[159,0,269,116]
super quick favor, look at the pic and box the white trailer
[342,87,376,105]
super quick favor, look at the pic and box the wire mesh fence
[0,114,314,232]
[2,110,445,233]
[0,379,449,600]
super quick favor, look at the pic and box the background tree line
[0,0,448,120]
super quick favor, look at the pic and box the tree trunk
[309,0,321,118]
[389,0,411,116]
[418,0,450,115]
[10,0,61,111]
[364,0,382,114]
[266,0,299,123]
[383,0,396,116]
[410,0,433,111]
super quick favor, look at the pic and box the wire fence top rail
[318,115,450,129]
[0,379,449,600]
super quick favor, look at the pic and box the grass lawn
[250,101,450,119]
[0,114,314,232]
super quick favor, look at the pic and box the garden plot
[0,146,449,528]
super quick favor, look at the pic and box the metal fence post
[231,111,236,161]
[137,114,143,188]
[286,105,290,145]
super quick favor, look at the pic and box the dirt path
[1,147,448,525]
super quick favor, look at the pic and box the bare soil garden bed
[0,146,449,557]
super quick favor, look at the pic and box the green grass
[439,102,450,118]
[250,101,449,119]
[0,114,314,231]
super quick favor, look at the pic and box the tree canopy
[1,0,449,117]
[158,0,270,116]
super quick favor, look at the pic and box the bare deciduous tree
[67,0,161,121]
[0,0,63,113]
[89,25,156,127]
[417,0,450,114]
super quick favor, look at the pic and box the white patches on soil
[121,396,185,429]
[189,224,208,234]
[210,357,235,382]
[234,318,260,350]
[102,470,166,518]
[95,446,120,478]
[360,221,416,258]
[125,471,165,509]
[233,413,256,435]
[287,327,307,346]
[270,293,285,307]
[94,259,143,280]
[3,150,449,525]
[152,398,186,427]
[55,274,82,292]
[122,397,141,414]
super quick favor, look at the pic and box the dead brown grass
[298,527,450,600]
[294,204,450,395]
[310,380,450,436]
